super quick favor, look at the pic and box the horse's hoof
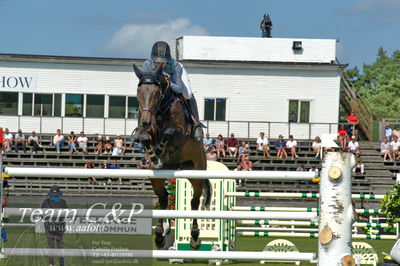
[190,237,201,250]
[155,235,166,249]
[151,157,163,169]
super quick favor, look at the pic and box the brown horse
[132,64,212,250]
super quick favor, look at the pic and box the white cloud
[99,18,208,58]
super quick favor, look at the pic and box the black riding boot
[187,96,203,141]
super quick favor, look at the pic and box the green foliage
[344,47,400,118]
[381,182,400,228]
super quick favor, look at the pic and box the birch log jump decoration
[318,152,356,266]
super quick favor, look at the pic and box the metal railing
[1,115,352,140]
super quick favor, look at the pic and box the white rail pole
[224,192,384,199]
[318,152,355,266]
[237,232,397,240]
[2,248,316,261]
[4,167,317,180]
[2,208,317,220]
[237,220,392,228]
[231,206,382,214]
[236,227,319,232]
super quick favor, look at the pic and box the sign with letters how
[0,75,37,90]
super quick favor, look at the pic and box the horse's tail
[202,179,212,209]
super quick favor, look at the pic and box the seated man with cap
[41,185,68,266]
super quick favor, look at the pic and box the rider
[139,41,204,141]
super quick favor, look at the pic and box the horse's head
[133,64,168,132]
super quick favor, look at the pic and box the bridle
[137,74,172,120]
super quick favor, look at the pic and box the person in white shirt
[312,136,322,159]
[347,136,359,154]
[390,135,400,160]
[3,128,13,152]
[77,131,88,154]
[256,132,271,158]
[53,129,65,154]
[380,136,392,162]
[286,135,298,159]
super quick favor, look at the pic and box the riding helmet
[151,41,171,63]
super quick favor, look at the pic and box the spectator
[296,163,305,171]
[353,154,365,175]
[28,131,41,154]
[347,110,359,138]
[53,129,65,154]
[100,160,111,185]
[286,135,298,159]
[3,128,13,153]
[233,162,242,171]
[41,185,67,266]
[380,136,392,162]
[67,131,77,154]
[309,165,319,177]
[347,136,359,155]
[203,132,214,152]
[84,160,97,184]
[312,136,322,159]
[104,136,112,154]
[393,126,400,140]
[206,147,217,161]
[101,160,109,169]
[390,135,400,160]
[337,125,348,151]
[0,127,3,154]
[241,155,253,171]
[96,135,104,155]
[275,135,288,159]
[14,129,26,153]
[238,142,250,162]
[384,124,393,143]
[112,135,126,156]
[139,157,150,169]
[109,159,122,184]
[234,162,242,187]
[215,134,226,158]
[77,131,88,154]
[256,132,271,158]
[227,133,238,158]
[128,140,144,153]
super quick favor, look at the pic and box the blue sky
[0,0,399,69]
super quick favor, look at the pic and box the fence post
[318,152,355,266]
[247,122,250,138]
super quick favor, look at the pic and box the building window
[204,98,226,121]
[34,93,52,116]
[23,93,33,116]
[288,100,310,123]
[0,92,18,115]
[54,94,62,116]
[127,97,139,119]
[86,95,104,118]
[109,96,126,118]
[65,94,83,117]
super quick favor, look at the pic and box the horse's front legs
[138,131,163,169]
[151,179,169,249]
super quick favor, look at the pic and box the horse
[132,64,212,250]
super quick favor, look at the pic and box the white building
[0,36,344,139]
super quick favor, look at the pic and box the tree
[344,47,400,118]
